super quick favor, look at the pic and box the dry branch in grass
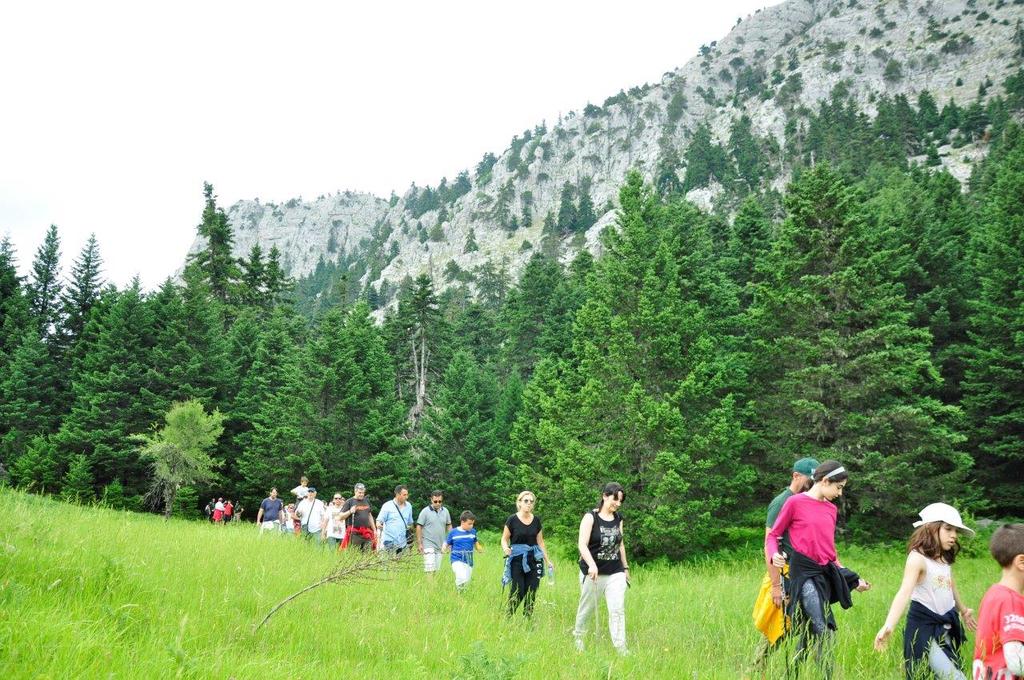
[255,549,417,631]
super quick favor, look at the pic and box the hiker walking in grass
[751,457,819,670]
[765,460,872,677]
[295,487,327,545]
[323,492,347,550]
[223,499,234,523]
[501,490,553,617]
[971,523,1024,680]
[874,503,976,680]
[282,503,298,535]
[573,482,630,656]
[377,485,414,554]
[340,483,377,551]
[445,510,483,591]
[213,498,225,523]
[204,499,214,522]
[417,490,452,574]
[257,487,284,534]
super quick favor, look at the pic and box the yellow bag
[752,571,788,644]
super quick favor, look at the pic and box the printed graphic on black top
[596,524,622,561]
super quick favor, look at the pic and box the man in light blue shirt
[377,485,414,554]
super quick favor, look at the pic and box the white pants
[574,571,627,652]
[260,520,280,533]
[452,561,473,588]
[422,547,441,573]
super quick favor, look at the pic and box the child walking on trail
[445,511,483,591]
[874,503,977,680]
[765,460,872,677]
[972,523,1024,680]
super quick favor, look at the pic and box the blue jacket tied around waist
[502,544,545,588]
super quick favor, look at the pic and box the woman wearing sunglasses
[501,490,553,617]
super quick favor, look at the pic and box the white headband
[823,466,846,480]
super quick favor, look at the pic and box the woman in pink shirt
[765,460,871,677]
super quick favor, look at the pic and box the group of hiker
[750,457,1024,680]
[248,476,629,653]
[204,497,242,523]
[244,467,1023,677]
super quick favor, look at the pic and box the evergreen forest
[2,82,1023,561]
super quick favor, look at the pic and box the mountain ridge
[184,0,1024,308]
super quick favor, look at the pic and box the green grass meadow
[0,489,1000,679]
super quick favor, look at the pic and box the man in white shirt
[295,487,327,545]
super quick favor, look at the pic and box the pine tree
[728,196,772,304]
[521,172,753,558]
[264,245,292,308]
[575,181,597,232]
[240,244,266,308]
[683,124,730,191]
[60,454,95,503]
[916,90,940,137]
[27,224,63,340]
[728,114,764,190]
[234,309,303,507]
[417,351,500,522]
[654,143,684,198]
[962,125,1024,509]
[556,182,577,235]
[61,234,104,348]
[748,164,970,531]
[0,237,30,373]
[186,183,241,307]
[56,281,161,496]
[0,328,62,466]
[9,435,61,493]
[499,254,565,378]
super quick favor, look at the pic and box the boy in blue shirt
[445,511,484,590]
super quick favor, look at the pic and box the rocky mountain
[185,0,1024,309]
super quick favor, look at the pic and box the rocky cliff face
[185,0,1023,304]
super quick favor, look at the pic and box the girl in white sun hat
[874,502,977,680]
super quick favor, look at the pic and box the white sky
[1,0,776,289]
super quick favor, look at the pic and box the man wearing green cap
[749,457,819,675]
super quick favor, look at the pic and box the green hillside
[0,489,1002,679]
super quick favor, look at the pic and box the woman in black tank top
[573,482,630,655]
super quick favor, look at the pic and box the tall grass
[0,489,998,679]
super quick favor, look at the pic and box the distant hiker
[282,503,298,536]
[340,483,377,551]
[204,499,214,522]
[874,503,976,680]
[234,503,244,522]
[257,487,284,534]
[971,523,1024,680]
[751,457,819,670]
[417,490,452,574]
[501,490,553,617]
[223,500,234,523]
[765,460,871,677]
[323,492,347,550]
[295,487,327,544]
[573,482,630,655]
[213,498,225,523]
[291,475,309,504]
[445,510,483,591]
[377,485,414,554]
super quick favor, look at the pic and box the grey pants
[573,572,627,652]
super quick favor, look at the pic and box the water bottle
[546,562,555,586]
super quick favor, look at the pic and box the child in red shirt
[973,524,1024,680]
